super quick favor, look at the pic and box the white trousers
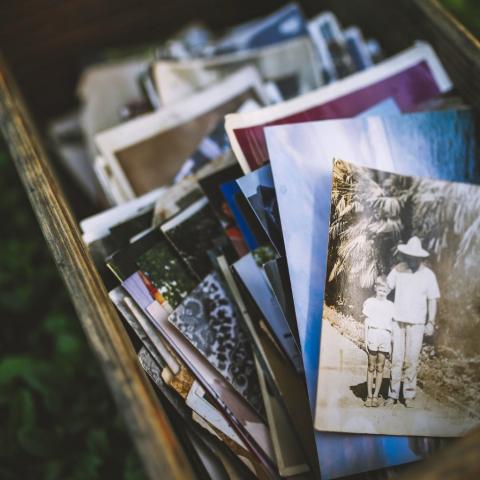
[389,321,424,400]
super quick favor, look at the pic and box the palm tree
[327,161,480,353]
[328,160,407,291]
[329,161,480,289]
[413,179,480,274]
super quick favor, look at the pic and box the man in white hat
[384,236,440,407]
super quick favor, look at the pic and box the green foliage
[328,160,411,289]
[0,141,145,479]
[327,161,480,356]
[137,242,197,308]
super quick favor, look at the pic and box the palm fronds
[327,161,480,293]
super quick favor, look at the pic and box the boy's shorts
[366,327,391,355]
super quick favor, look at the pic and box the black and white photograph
[161,197,228,278]
[315,160,480,437]
[168,271,264,416]
[236,164,284,255]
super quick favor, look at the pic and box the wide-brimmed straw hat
[397,236,429,258]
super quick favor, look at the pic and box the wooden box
[1,0,479,478]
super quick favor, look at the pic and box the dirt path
[314,321,474,437]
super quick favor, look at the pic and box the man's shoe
[404,399,415,408]
[384,397,396,407]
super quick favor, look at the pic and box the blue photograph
[265,108,478,478]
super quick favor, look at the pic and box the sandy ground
[314,320,476,437]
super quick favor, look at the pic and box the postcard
[87,235,122,290]
[256,328,320,478]
[122,295,182,376]
[216,254,319,476]
[232,250,303,373]
[225,42,452,172]
[307,12,356,82]
[125,273,235,413]
[186,381,246,449]
[151,179,204,228]
[264,108,478,478]
[106,228,164,281]
[173,120,230,183]
[154,36,321,105]
[344,26,374,72]
[262,257,298,344]
[173,99,260,184]
[77,56,149,161]
[198,162,249,257]
[213,3,308,53]
[220,180,270,251]
[136,238,198,309]
[122,271,276,473]
[139,348,236,479]
[145,300,276,474]
[80,187,165,245]
[120,275,191,386]
[137,348,191,428]
[255,358,310,477]
[236,164,284,255]
[161,197,227,278]
[189,412,258,479]
[137,347,193,418]
[316,159,480,437]
[169,271,264,416]
[138,350,225,478]
[83,207,157,284]
[95,66,269,203]
[151,150,237,227]
[109,286,165,365]
[108,208,153,246]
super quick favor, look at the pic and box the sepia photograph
[315,160,480,437]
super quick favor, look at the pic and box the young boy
[363,276,394,407]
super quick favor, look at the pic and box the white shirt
[387,262,440,324]
[362,297,394,332]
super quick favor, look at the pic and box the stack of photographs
[67,3,480,479]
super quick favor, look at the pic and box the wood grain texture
[0,54,195,480]
[411,0,480,112]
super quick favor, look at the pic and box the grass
[0,142,145,480]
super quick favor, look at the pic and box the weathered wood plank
[410,0,480,113]
[0,54,195,480]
